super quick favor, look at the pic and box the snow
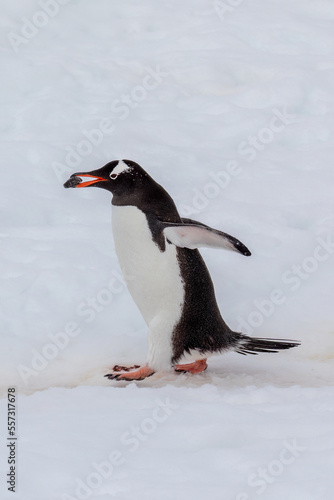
[1,0,334,498]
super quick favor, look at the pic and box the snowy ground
[1,0,334,499]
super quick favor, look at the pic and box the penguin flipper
[163,221,251,256]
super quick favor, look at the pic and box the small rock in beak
[63,176,82,188]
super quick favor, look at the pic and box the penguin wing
[162,220,251,256]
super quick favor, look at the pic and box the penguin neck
[111,182,182,224]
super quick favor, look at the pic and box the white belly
[112,205,185,369]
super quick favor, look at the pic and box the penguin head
[63,159,148,194]
[65,158,181,220]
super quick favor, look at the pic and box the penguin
[64,159,300,381]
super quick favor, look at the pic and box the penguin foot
[174,359,208,374]
[105,364,155,381]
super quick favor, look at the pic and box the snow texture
[1,0,334,499]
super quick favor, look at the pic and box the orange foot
[105,364,155,381]
[174,359,208,374]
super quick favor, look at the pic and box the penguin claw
[112,364,141,372]
[104,373,121,380]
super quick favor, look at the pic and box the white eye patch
[110,160,131,180]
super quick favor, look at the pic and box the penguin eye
[110,173,118,180]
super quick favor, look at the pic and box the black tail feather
[233,334,300,356]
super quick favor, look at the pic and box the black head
[63,159,148,195]
[64,159,181,221]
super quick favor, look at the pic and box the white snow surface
[1,0,334,499]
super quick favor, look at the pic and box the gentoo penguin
[64,159,299,381]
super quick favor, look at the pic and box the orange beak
[74,174,108,188]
